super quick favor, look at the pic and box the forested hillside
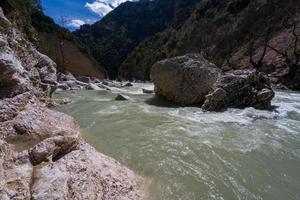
[120,0,300,89]
[75,0,199,78]
[75,0,299,89]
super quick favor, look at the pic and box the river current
[53,83,300,200]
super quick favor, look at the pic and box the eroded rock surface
[31,143,141,200]
[151,54,222,104]
[202,70,275,111]
[151,54,274,111]
[0,7,143,200]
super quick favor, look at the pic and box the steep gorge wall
[37,32,106,78]
[0,7,142,200]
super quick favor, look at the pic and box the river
[53,83,300,200]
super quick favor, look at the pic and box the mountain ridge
[75,0,199,78]
[76,0,299,90]
[120,0,300,88]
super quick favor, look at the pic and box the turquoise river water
[53,83,300,200]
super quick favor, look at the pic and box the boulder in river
[115,94,130,101]
[151,54,222,104]
[202,70,275,111]
[151,54,274,111]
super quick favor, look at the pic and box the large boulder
[115,94,130,101]
[151,54,222,104]
[202,70,275,111]
[151,54,275,111]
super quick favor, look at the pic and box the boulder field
[151,54,275,111]
[0,7,143,200]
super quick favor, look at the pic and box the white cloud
[85,0,133,17]
[68,19,86,28]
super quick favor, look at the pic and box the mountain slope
[0,0,106,78]
[120,0,300,89]
[75,0,199,78]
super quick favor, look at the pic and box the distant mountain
[0,0,106,78]
[75,0,199,78]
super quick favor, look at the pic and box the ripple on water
[53,86,300,200]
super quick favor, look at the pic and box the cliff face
[0,0,106,79]
[120,0,300,89]
[0,6,142,200]
[75,0,199,78]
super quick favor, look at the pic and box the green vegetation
[0,0,105,77]
[2,0,298,84]
[120,0,300,80]
[75,0,199,79]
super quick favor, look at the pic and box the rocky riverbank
[0,7,143,200]
[55,72,134,92]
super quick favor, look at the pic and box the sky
[41,0,134,30]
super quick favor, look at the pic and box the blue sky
[41,0,134,30]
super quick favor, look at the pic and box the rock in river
[151,54,274,111]
[202,70,275,111]
[151,54,222,104]
[115,94,130,101]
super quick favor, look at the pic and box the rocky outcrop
[0,6,58,100]
[56,72,108,91]
[202,70,275,111]
[151,54,222,104]
[0,7,143,200]
[151,54,274,111]
[0,92,142,200]
[31,142,141,200]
